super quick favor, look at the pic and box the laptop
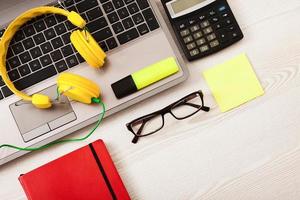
[0,0,188,165]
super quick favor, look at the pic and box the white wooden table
[1,0,300,199]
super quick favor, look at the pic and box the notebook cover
[19,140,130,200]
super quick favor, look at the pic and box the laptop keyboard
[0,0,159,101]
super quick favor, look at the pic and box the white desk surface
[1,0,300,199]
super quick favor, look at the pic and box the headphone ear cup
[57,73,101,104]
[70,30,106,68]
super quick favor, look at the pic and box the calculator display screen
[171,0,206,14]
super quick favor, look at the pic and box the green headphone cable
[0,97,106,151]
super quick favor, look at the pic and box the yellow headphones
[0,6,107,109]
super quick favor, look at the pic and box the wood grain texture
[1,0,300,199]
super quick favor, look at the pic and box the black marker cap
[111,75,138,99]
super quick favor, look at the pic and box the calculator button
[196,38,206,46]
[178,22,187,30]
[217,31,229,43]
[203,27,213,34]
[190,49,200,57]
[214,23,222,30]
[190,25,200,32]
[188,19,197,25]
[200,20,210,28]
[218,5,227,12]
[228,26,235,31]
[199,14,206,21]
[210,17,219,23]
[207,33,216,41]
[186,42,196,50]
[231,32,239,38]
[193,31,203,39]
[210,40,219,48]
[225,19,232,25]
[183,36,193,44]
[199,45,209,52]
[180,29,190,37]
[209,10,216,16]
[221,12,229,18]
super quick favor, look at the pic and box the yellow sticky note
[203,53,264,112]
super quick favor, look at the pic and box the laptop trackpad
[9,85,77,142]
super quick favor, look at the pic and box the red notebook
[19,140,131,200]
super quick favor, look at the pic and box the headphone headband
[0,7,87,103]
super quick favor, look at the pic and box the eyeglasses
[126,91,210,144]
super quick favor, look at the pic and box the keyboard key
[55,60,68,72]
[93,27,113,42]
[210,40,220,48]
[14,30,25,42]
[200,20,210,28]
[66,55,79,68]
[193,31,203,39]
[62,32,71,44]
[40,55,52,67]
[2,86,13,97]
[124,0,134,4]
[19,52,31,64]
[127,3,139,14]
[137,23,149,35]
[87,7,103,21]
[183,36,193,44]
[142,8,159,31]
[0,91,3,100]
[77,0,98,13]
[207,33,216,41]
[186,42,196,50]
[103,2,115,14]
[117,7,129,19]
[203,27,213,34]
[30,47,42,59]
[11,43,24,55]
[99,41,109,52]
[34,20,46,32]
[45,15,57,27]
[87,17,108,33]
[76,53,85,63]
[132,13,144,25]
[18,64,31,76]
[33,33,46,45]
[23,38,35,49]
[41,42,53,54]
[210,17,219,23]
[29,60,42,71]
[190,24,200,32]
[54,23,67,35]
[8,56,21,69]
[112,22,124,34]
[112,0,125,9]
[44,28,56,40]
[23,25,36,37]
[0,77,5,86]
[50,50,63,62]
[0,29,5,37]
[13,65,57,91]
[65,21,76,31]
[122,17,134,29]
[8,69,20,81]
[64,0,74,7]
[136,0,149,10]
[117,28,139,44]
[106,37,118,49]
[107,12,119,24]
[180,29,190,37]
[7,48,14,58]
[61,45,74,57]
[55,15,66,23]
[51,37,64,49]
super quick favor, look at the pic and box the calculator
[161,0,243,61]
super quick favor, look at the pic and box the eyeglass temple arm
[132,121,146,144]
[179,102,210,112]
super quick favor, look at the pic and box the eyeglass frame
[126,90,210,144]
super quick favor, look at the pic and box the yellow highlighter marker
[111,57,179,99]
